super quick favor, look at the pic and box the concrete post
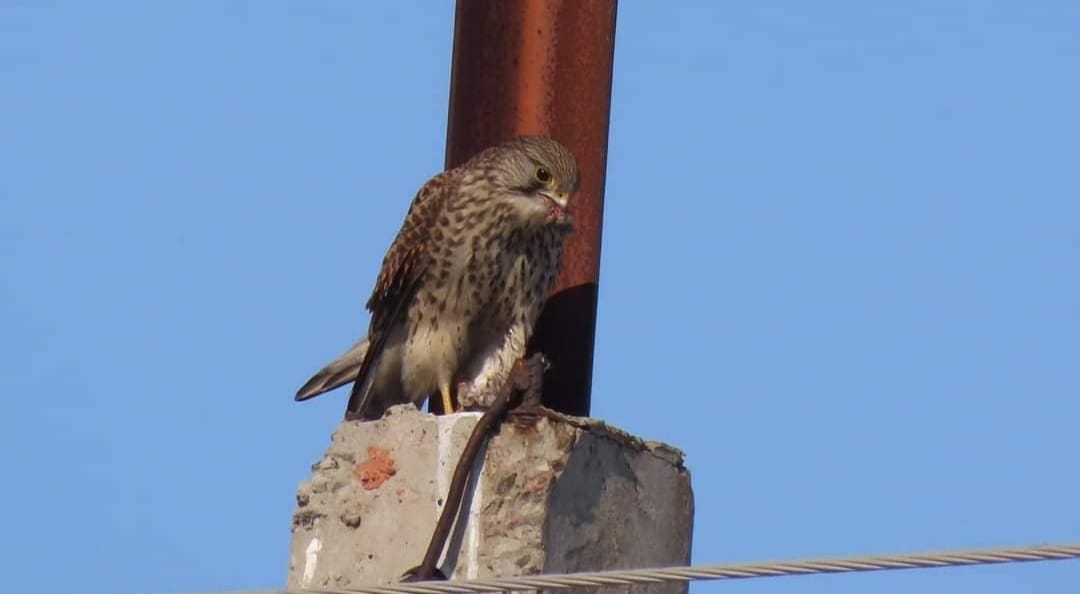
[287,405,693,593]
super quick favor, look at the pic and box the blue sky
[2,2,1079,593]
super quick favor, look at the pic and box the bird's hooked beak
[541,190,569,210]
[538,189,572,227]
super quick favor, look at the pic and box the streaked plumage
[296,136,579,419]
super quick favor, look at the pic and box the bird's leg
[439,383,456,415]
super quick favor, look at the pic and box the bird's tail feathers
[345,351,380,418]
[344,322,406,419]
[295,335,370,401]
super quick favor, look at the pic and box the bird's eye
[535,167,552,184]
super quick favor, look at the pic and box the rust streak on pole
[443,0,617,416]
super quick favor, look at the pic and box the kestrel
[296,136,579,419]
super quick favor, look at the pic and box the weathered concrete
[287,404,693,593]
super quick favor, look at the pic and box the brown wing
[345,171,454,417]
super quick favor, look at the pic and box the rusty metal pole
[443,0,617,416]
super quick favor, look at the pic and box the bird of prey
[295,136,579,419]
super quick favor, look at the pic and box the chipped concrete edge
[514,409,688,470]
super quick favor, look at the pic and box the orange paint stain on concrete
[353,446,396,490]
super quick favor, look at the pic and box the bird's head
[484,136,580,230]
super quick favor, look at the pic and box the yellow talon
[439,384,455,414]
